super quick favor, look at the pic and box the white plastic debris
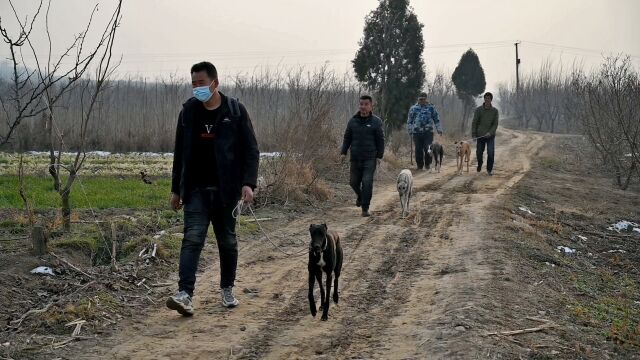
[607,249,627,254]
[518,206,535,215]
[87,151,111,157]
[556,246,576,255]
[577,235,588,241]
[30,266,55,276]
[607,220,640,233]
[260,152,284,158]
[152,230,166,240]
[545,262,556,267]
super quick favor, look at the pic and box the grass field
[0,175,171,209]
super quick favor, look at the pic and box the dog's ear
[309,224,314,231]
[322,223,327,231]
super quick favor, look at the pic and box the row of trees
[499,57,639,189]
[3,0,490,154]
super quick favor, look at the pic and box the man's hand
[484,132,492,138]
[170,193,182,211]
[241,186,254,204]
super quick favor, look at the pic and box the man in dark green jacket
[471,92,499,176]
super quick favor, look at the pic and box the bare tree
[567,56,639,189]
[0,0,123,230]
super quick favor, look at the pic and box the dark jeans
[413,132,434,169]
[350,159,377,211]
[178,188,238,296]
[476,136,496,172]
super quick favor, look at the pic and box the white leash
[233,200,307,257]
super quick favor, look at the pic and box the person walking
[471,92,499,176]
[166,62,260,316]
[340,95,385,217]
[407,92,443,170]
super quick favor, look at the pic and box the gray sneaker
[221,287,239,308]
[166,290,194,316]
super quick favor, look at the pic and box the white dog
[397,169,413,218]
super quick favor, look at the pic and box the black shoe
[477,165,482,173]
[487,171,493,176]
[361,210,371,217]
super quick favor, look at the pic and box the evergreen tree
[452,48,486,134]
[353,0,425,130]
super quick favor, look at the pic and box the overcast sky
[1,0,639,92]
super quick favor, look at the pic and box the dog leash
[233,200,308,257]
[459,134,489,143]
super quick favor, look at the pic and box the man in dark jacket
[471,92,499,176]
[166,62,260,316]
[340,95,385,217]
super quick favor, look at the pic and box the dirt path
[90,128,545,360]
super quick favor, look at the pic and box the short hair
[359,94,373,102]
[190,61,218,80]
[418,92,428,98]
[484,92,493,99]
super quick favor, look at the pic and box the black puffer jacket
[171,92,260,205]
[340,113,385,160]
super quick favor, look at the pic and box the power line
[521,40,640,59]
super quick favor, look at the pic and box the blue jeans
[413,132,434,169]
[476,136,495,172]
[178,188,238,296]
[350,159,377,211]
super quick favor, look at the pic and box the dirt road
[92,128,545,359]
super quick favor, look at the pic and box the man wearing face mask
[166,62,259,316]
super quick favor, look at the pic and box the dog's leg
[334,247,343,304]
[308,271,317,317]
[333,271,340,304]
[403,195,408,219]
[466,153,470,173]
[322,272,332,321]
[315,272,324,311]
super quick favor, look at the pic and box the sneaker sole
[166,297,194,316]
[222,300,239,308]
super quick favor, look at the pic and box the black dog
[308,224,343,321]
[428,142,444,172]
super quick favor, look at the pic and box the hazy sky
[1,0,639,91]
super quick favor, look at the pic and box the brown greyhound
[455,141,471,174]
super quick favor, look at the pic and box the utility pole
[515,41,521,92]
